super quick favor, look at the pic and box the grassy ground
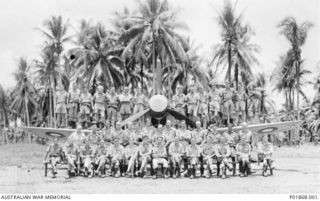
[0,143,46,168]
[0,143,319,193]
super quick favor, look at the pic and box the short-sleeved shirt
[109,144,125,158]
[257,141,273,154]
[173,94,186,107]
[169,142,184,155]
[152,145,167,158]
[80,92,92,103]
[68,132,87,148]
[47,143,63,157]
[94,92,106,104]
[124,145,138,157]
[56,90,68,104]
[186,145,202,157]
[236,143,251,154]
[201,142,215,156]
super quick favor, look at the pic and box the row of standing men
[55,83,247,129]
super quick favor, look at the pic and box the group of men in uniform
[54,84,147,129]
[43,119,274,179]
[54,81,249,129]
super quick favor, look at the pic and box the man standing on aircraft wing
[67,85,80,128]
[93,85,107,128]
[106,87,119,127]
[79,86,93,128]
[55,84,68,128]
[118,87,133,121]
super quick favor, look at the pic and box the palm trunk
[2,111,7,144]
[234,63,239,90]
[227,42,232,84]
[48,86,53,127]
[152,36,157,95]
[25,98,31,143]
[140,63,143,90]
[297,64,300,120]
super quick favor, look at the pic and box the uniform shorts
[152,158,168,168]
[222,100,234,114]
[133,104,144,114]
[55,103,67,114]
[198,103,208,115]
[187,104,197,115]
[80,104,91,114]
[119,103,131,115]
[209,101,220,112]
[68,103,78,119]
[236,101,246,111]
[107,107,117,122]
[94,103,105,114]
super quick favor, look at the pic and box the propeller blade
[119,108,150,127]
[167,108,196,128]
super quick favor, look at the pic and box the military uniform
[236,141,252,176]
[258,140,274,176]
[67,132,86,150]
[119,93,132,120]
[177,128,191,152]
[65,143,78,173]
[95,144,109,176]
[109,143,125,177]
[80,144,95,175]
[106,93,118,124]
[172,93,186,115]
[186,92,200,118]
[79,92,92,125]
[68,89,80,125]
[215,139,233,178]
[93,91,107,122]
[191,128,207,145]
[221,88,236,118]
[152,141,169,178]
[55,89,68,127]
[133,93,146,114]
[201,141,215,177]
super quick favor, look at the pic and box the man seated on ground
[151,136,169,179]
[94,142,109,178]
[43,137,64,178]
[236,136,252,177]
[258,134,274,177]
[124,137,139,177]
[137,135,153,178]
[215,135,233,179]
[201,135,216,178]
[79,140,96,177]
[65,142,78,177]
[186,137,202,179]
[109,136,125,178]
[168,136,184,178]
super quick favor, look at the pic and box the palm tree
[71,23,125,90]
[212,1,260,90]
[36,15,71,127]
[163,39,209,95]
[11,58,37,142]
[278,17,313,120]
[119,0,188,94]
[34,46,68,126]
[247,73,276,120]
[0,84,9,130]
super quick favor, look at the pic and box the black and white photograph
[0,0,319,197]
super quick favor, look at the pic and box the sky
[0,0,319,109]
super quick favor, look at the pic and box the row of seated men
[44,120,274,179]
[55,82,245,129]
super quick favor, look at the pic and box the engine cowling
[148,95,168,119]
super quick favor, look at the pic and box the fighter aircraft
[21,94,302,141]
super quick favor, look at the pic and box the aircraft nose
[149,95,168,112]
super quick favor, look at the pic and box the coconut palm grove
[0,0,319,146]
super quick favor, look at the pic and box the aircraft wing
[21,127,93,140]
[167,108,196,128]
[118,108,150,127]
[217,121,302,135]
